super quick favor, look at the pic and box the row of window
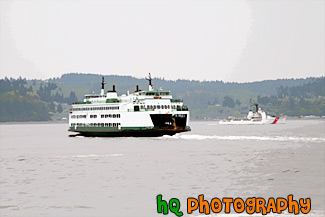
[89,114,121,118]
[101,114,121,118]
[71,114,121,119]
[141,105,181,109]
[71,115,87,119]
[71,123,121,127]
[72,104,182,112]
[72,106,119,111]
[139,92,170,96]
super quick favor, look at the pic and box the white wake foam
[162,134,325,143]
[57,154,123,158]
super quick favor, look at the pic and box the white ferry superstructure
[68,74,191,136]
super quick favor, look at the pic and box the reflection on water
[0,120,324,217]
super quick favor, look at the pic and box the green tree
[222,96,235,108]
[57,104,63,113]
[49,102,55,111]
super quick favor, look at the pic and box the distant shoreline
[0,117,324,125]
[0,120,69,125]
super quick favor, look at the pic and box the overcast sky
[0,0,324,82]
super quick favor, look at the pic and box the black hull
[69,128,191,137]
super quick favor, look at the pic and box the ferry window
[105,123,108,127]
[168,105,170,109]
[101,115,104,118]
[118,114,121,118]
[141,105,144,109]
[109,123,112,127]
[101,123,104,127]
[113,114,116,118]
[105,114,108,118]
[94,115,97,118]
[157,105,160,109]
[154,105,156,109]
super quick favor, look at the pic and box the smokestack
[113,85,115,92]
[136,85,139,92]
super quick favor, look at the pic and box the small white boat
[219,104,285,125]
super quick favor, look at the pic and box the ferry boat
[68,74,191,136]
[219,103,284,125]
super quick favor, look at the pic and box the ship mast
[101,76,106,95]
[146,73,154,91]
[254,103,258,112]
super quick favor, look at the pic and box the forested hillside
[0,73,324,122]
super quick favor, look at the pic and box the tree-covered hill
[0,74,324,122]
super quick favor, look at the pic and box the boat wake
[161,134,325,143]
[56,154,123,158]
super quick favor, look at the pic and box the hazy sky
[0,0,324,82]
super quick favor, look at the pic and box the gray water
[0,120,324,217]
